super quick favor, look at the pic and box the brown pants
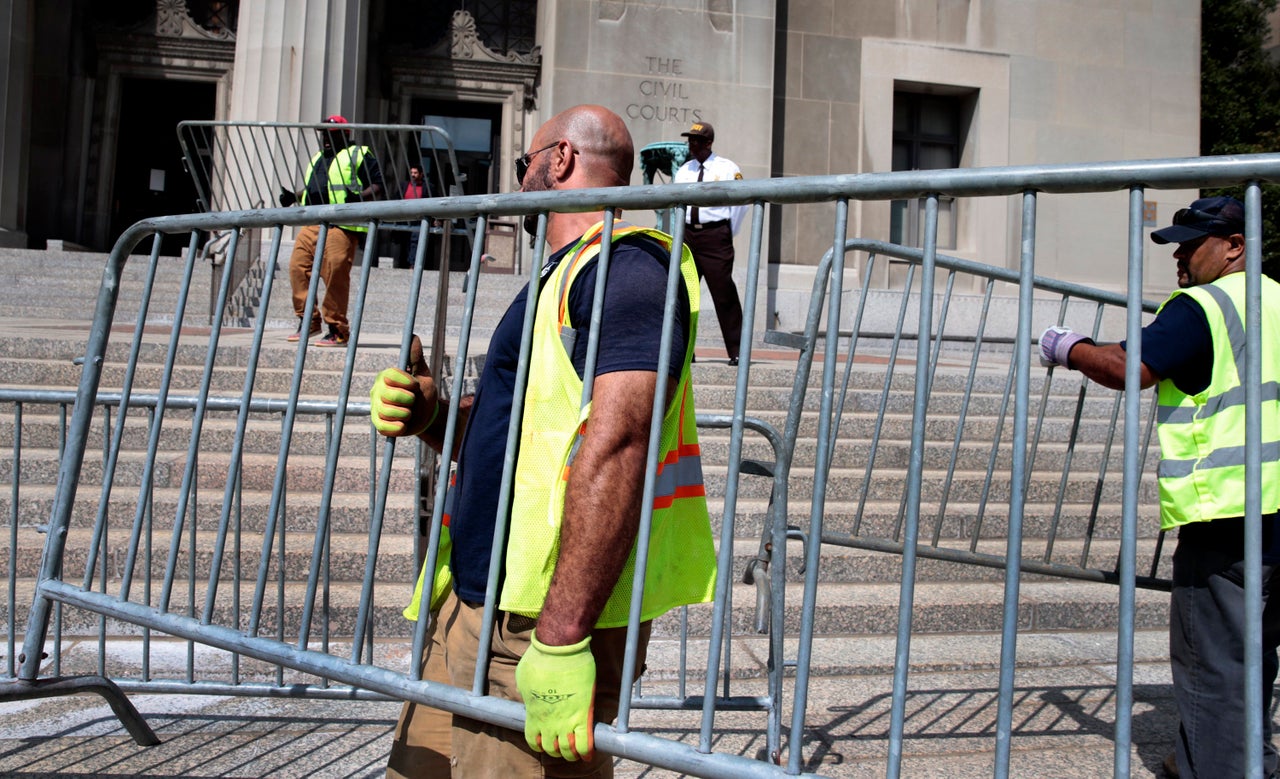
[289,224,356,337]
[387,591,651,778]
[683,221,743,361]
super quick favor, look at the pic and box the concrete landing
[0,631,1186,778]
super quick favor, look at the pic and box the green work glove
[515,631,596,761]
[401,523,453,621]
[369,367,434,437]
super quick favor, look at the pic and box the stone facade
[1,0,1204,326]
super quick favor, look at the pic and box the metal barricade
[176,120,488,327]
[3,152,1280,777]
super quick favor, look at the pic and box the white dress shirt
[675,152,746,234]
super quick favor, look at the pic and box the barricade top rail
[176,119,467,215]
[130,151,1280,240]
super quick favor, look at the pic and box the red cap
[324,114,349,124]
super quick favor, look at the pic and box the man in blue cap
[1038,196,1280,777]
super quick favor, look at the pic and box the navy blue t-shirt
[447,235,690,604]
[1126,293,1213,396]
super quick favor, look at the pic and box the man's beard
[521,161,555,237]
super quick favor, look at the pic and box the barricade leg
[0,676,160,746]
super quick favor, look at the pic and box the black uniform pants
[683,220,743,360]
[1171,517,1280,778]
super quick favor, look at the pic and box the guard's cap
[681,121,715,142]
[1151,196,1246,245]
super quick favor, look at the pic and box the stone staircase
[0,245,1171,680]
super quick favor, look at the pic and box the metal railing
[4,152,1280,776]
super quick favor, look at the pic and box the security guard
[674,121,747,365]
[1039,196,1280,778]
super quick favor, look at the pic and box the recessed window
[890,91,961,250]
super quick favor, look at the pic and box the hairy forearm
[1068,342,1159,391]
[419,392,472,461]
[535,371,657,645]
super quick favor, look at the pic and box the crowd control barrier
[4,152,1280,777]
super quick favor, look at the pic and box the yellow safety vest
[1155,272,1280,530]
[499,221,718,627]
[301,146,370,233]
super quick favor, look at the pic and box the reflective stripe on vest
[1154,273,1280,530]
[500,221,717,627]
[301,146,370,233]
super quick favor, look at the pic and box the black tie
[690,165,704,225]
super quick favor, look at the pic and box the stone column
[0,0,32,247]
[228,0,368,122]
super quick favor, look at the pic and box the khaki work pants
[387,591,650,778]
[289,224,356,337]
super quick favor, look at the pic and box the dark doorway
[110,77,216,255]
[401,98,502,270]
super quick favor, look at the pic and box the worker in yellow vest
[1039,196,1280,778]
[373,105,717,778]
[278,115,384,347]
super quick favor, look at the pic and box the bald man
[380,105,716,778]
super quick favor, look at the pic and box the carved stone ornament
[155,0,235,42]
[441,10,540,65]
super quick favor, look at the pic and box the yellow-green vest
[499,221,718,627]
[1155,272,1280,530]
[301,146,370,233]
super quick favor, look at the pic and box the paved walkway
[0,631,1180,778]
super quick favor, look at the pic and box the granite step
[0,578,1172,641]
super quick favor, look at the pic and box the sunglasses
[1173,207,1237,228]
[516,142,560,185]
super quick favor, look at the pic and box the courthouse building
[0,0,1202,329]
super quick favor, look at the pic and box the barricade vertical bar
[994,190,1036,778]
[97,409,108,677]
[786,197,848,773]
[736,204,780,756]
[243,126,275,208]
[891,270,957,533]
[1111,185,1146,777]
[143,406,155,682]
[1243,182,1264,777]
[409,209,487,680]
[1044,304,1105,562]
[18,224,139,681]
[853,263,915,539]
[616,204,684,732]
[312,221,379,655]
[220,126,255,213]
[7,402,19,678]
[150,232,207,610]
[1079,392,1124,568]
[475,212,548,697]
[402,211,452,676]
[249,220,329,636]
[827,250,877,453]
[177,123,211,211]
[160,229,241,611]
[203,226,284,622]
[971,355,1016,551]
[933,283,995,546]
[690,213,725,749]
[886,194,938,779]
[87,239,164,588]
[187,447,198,683]
[232,469,242,684]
